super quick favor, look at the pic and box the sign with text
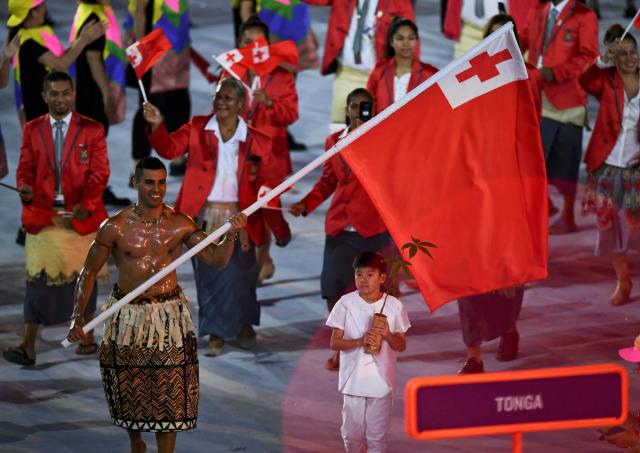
[405,364,627,440]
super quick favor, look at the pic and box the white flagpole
[622,9,640,40]
[137,78,148,103]
[61,23,517,348]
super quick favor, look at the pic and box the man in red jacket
[143,77,291,356]
[4,71,110,365]
[303,0,414,128]
[521,0,598,233]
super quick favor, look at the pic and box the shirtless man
[67,157,247,453]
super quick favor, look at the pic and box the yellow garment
[331,63,370,124]
[454,22,484,59]
[25,225,107,285]
[541,92,586,127]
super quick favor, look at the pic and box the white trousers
[341,393,393,453]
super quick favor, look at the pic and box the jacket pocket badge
[77,144,89,162]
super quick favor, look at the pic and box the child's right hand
[364,331,379,347]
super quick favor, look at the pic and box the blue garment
[191,242,259,339]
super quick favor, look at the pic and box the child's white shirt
[326,291,411,397]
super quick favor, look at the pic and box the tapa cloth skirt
[99,285,198,432]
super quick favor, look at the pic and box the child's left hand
[370,319,390,338]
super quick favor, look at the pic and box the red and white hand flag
[214,47,249,81]
[215,37,298,81]
[125,29,172,102]
[244,36,298,76]
[126,28,172,79]
[337,23,548,311]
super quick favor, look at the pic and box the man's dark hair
[217,77,246,105]
[134,157,167,180]
[43,71,73,92]
[385,17,419,58]
[353,252,387,274]
[238,15,270,45]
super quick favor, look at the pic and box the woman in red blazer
[143,78,291,355]
[580,25,640,307]
[289,88,392,371]
[366,18,438,113]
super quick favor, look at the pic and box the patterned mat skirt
[99,286,198,432]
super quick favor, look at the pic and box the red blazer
[579,64,637,172]
[366,57,438,112]
[147,115,291,246]
[443,0,538,41]
[301,130,387,238]
[520,0,598,110]
[16,112,109,235]
[242,67,299,179]
[303,0,415,75]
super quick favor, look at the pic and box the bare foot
[611,280,632,306]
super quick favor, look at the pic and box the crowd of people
[1,0,640,451]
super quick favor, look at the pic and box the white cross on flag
[333,23,548,311]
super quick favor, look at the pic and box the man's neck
[135,202,164,220]
[550,0,562,6]
[50,111,70,121]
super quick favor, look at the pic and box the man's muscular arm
[182,213,248,269]
[67,220,117,343]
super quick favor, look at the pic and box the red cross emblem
[254,49,265,61]
[225,52,237,63]
[455,49,513,83]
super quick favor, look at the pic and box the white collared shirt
[606,89,640,168]
[205,115,248,202]
[550,0,569,16]
[393,72,411,102]
[49,112,72,143]
[341,0,379,71]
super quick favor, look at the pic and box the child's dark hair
[353,252,387,274]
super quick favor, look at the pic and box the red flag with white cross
[238,36,298,76]
[125,29,172,79]
[336,23,548,310]
[214,47,249,80]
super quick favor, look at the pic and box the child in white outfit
[326,252,411,453]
